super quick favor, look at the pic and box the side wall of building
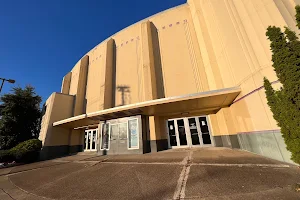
[188,0,297,163]
[39,93,76,159]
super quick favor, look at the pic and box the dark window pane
[188,118,200,145]
[198,117,211,144]
[177,119,187,146]
[84,132,87,150]
[92,130,96,149]
[168,120,177,146]
[87,132,91,149]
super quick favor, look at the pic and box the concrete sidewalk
[0,148,299,199]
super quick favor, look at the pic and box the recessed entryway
[167,116,213,148]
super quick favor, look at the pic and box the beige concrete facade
[40,0,299,163]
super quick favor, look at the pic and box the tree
[264,5,300,164]
[0,86,42,150]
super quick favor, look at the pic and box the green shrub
[264,6,300,164]
[10,139,42,163]
[0,150,14,162]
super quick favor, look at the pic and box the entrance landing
[1,148,299,200]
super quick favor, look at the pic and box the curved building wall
[41,0,299,163]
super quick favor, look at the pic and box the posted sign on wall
[128,119,138,149]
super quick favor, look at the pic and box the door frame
[166,118,189,149]
[84,128,98,152]
[167,115,214,149]
[186,117,202,147]
[98,116,141,152]
[197,116,215,147]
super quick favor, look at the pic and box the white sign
[128,119,138,149]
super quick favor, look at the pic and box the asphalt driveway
[0,147,299,200]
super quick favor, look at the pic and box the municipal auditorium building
[39,0,299,164]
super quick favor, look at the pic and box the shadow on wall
[117,85,131,106]
[150,22,165,99]
[111,40,117,108]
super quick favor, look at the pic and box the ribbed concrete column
[61,72,72,94]
[74,55,89,116]
[141,21,167,151]
[141,21,158,100]
[141,21,165,101]
[103,38,116,109]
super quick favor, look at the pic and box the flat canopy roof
[53,87,241,129]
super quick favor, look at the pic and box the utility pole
[0,78,15,93]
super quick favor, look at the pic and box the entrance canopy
[53,87,240,129]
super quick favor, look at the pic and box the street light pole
[0,78,16,93]
[0,79,4,93]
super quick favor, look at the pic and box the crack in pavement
[173,151,193,200]
[1,162,70,177]
[1,188,15,200]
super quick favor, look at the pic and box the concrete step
[75,151,98,156]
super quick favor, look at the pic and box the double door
[84,129,98,151]
[167,116,212,148]
[109,122,128,153]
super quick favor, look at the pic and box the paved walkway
[0,148,299,199]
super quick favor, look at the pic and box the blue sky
[0,0,186,103]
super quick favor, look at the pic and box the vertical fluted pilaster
[73,55,89,116]
[61,72,72,94]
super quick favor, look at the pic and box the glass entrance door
[187,118,200,145]
[198,117,212,145]
[177,119,188,146]
[167,119,188,147]
[84,129,98,151]
[167,120,177,147]
[167,116,212,148]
